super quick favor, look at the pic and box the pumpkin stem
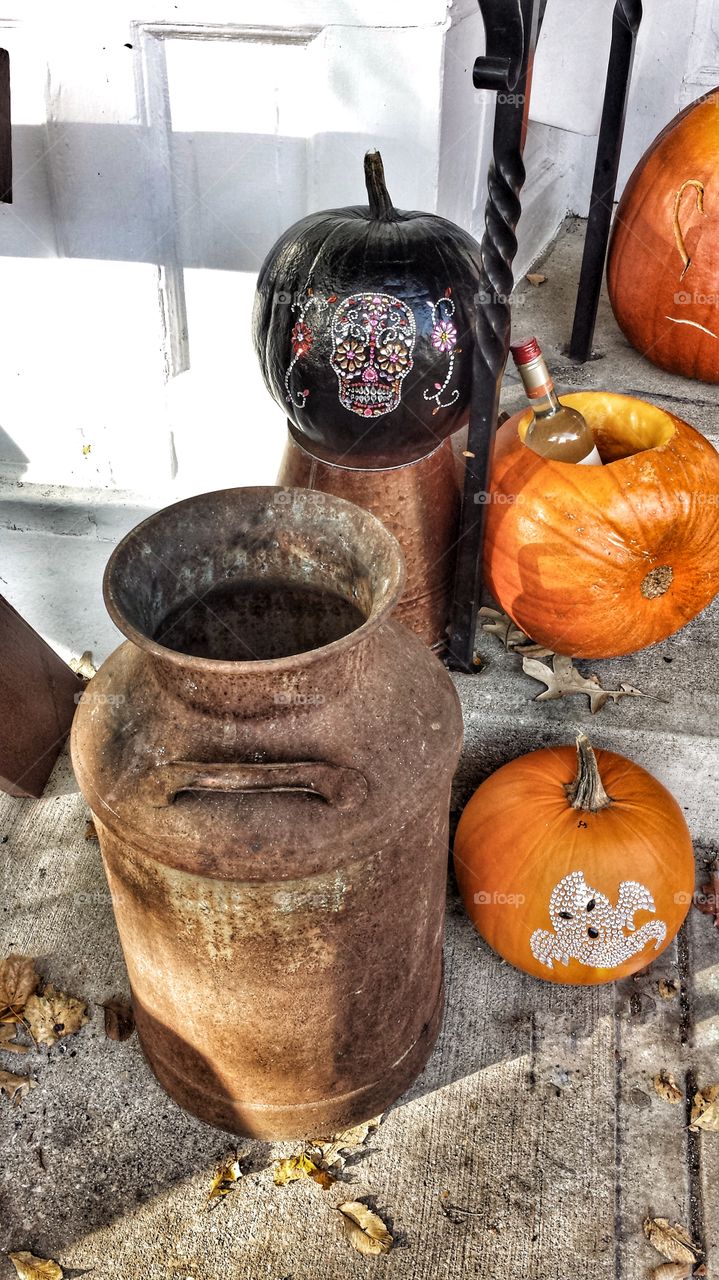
[565,733,613,812]
[364,151,398,222]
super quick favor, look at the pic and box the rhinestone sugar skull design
[330,292,417,418]
[530,870,667,971]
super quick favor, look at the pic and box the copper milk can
[277,432,461,653]
[72,487,462,1139]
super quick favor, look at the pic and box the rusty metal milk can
[72,487,462,1139]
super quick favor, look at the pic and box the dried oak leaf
[273,1151,334,1190]
[313,1115,382,1168]
[0,1069,36,1104]
[207,1155,243,1202]
[0,1023,28,1054]
[479,606,528,651]
[690,1084,719,1132]
[512,642,555,658]
[24,985,88,1047]
[653,1071,683,1105]
[8,1252,63,1279]
[337,1201,393,1256]
[103,997,134,1042]
[0,954,39,1018]
[643,1218,701,1266]
[522,653,647,715]
[651,1265,690,1280]
[69,650,96,680]
[526,272,548,286]
[658,978,679,1000]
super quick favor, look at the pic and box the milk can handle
[144,760,368,813]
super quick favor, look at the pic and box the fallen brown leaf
[644,1218,701,1266]
[24,985,88,1047]
[658,978,679,1000]
[522,652,648,715]
[0,1023,28,1054]
[654,1071,683,1105]
[70,650,96,680]
[0,1068,36,1104]
[480,614,648,714]
[273,1151,334,1190]
[8,1252,63,1279]
[0,954,39,1016]
[337,1201,393,1256]
[650,1264,690,1280]
[313,1115,381,1168]
[84,817,98,841]
[526,272,547,286]
[690,1084,719,1131]
[207,1155,242,1202]
[479,606,528,650]
[103,997,134,1042]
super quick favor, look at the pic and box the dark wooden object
[0,596,83,798]
[0,52,78,798]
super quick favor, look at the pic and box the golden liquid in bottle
[524,404,602,463]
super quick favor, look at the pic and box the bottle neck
[516,354,562,418]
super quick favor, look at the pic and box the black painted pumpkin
[252,151,483,468]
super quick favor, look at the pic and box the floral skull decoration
[329,292,417,419]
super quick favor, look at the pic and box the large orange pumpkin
[607,88,719,382]
[454,736,694,985]
[484,391,719,657]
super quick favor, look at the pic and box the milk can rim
[102,485,407,675]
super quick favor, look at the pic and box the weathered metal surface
[0,593,83,798]
[71,486,463,1139]
[278,431,460,652]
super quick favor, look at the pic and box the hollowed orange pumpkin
[483,391,719,657]
[454,735,694,985]
[607,88,719,383]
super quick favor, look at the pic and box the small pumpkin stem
[565,733,613,812]
[364,151,397,222]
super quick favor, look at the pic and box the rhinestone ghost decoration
[530,871,667,970]
[329,292,416,418]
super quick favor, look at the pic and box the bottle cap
[510,337,542,365]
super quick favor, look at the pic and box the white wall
[0,0,716,506]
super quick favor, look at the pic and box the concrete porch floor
[1,219,718,1279]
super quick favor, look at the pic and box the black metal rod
[0,50,10,204]
[446,0,540,673]
[568,0,642,362]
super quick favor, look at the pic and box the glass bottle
[510,337,602,464]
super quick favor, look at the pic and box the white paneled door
[0,1,454,501]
